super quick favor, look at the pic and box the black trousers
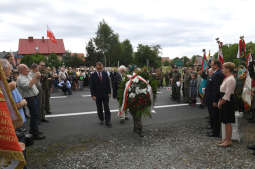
[130,112,142,133]
[207,102,213,129]
[209,103,220,137]
[25,96,40,135]
[96,96,111,123]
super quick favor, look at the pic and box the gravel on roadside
[26,118,255,169]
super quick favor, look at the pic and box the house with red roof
[70,53,86,62]
[161,57,171,63]
[18,36,66,61]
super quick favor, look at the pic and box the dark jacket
[248,61,255,80]
[205,76,213,103]
[111,72,122,99]
[90,71,111,97]
[210,69,225,103]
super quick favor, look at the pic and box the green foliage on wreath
[117,68,158,117]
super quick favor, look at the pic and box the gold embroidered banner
[0,63,23,129]
[0,64,25,169]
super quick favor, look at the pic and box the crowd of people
[163,60,255,155]
[1,51,255,168]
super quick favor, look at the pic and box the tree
[191,55,197,65]
[85,39,101,66]
[20,54,46,67]
[134,44,161,68]
[62,52,85,68]
[119,39,133,66]
[108,34,122,66]
[182,56,191,67]
[163,60,171,66]
[46,53,61,68]
[72,54,86,67]
[94,20,121,67]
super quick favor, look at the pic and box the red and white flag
[242,52,253,109]
[218,41,224,64]
[47,26,57,44]
[237,37,246,58]
[246,53,252,69]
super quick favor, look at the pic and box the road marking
[81,94,91,97]
[50,96,67,99]
[46,103,198,118]
[154,104,188,108]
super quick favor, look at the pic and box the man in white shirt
[17,64,46,140]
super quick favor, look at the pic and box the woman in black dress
[217,62,236,147]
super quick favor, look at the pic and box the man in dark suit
[90,62,112,127]
[205,68,214,130]
[247,59,255,155]
[207,60,225,137]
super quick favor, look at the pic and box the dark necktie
[99,72,102,81]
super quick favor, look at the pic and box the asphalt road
[37,87,207,142]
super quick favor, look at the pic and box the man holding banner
[0,61,26,169]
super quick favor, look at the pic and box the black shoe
[248,117,254,120]
[41,119,50,123]
[248,120,255,123]
[133,130,144,137]
[125,117,129,121]
[38,131,43,135]
[138,132,144,137]
[46,112,52,115]
[32,134,46,140]
[120,119,125,124]
[247,145,255,150]
[106,122,112,128]
[30,131,43,135]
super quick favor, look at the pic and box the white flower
[139,88,146,94]
[129,93,136,98]
[135,87,139,94]
[128,87,132,92]
[132,77,139,83]
[141,89,147,94]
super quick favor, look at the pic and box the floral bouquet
[118,72,156,117]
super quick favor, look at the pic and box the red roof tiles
[18,38,65,55]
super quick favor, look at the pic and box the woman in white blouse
[218,62,236,147]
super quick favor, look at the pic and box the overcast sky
[0,0,254,58]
